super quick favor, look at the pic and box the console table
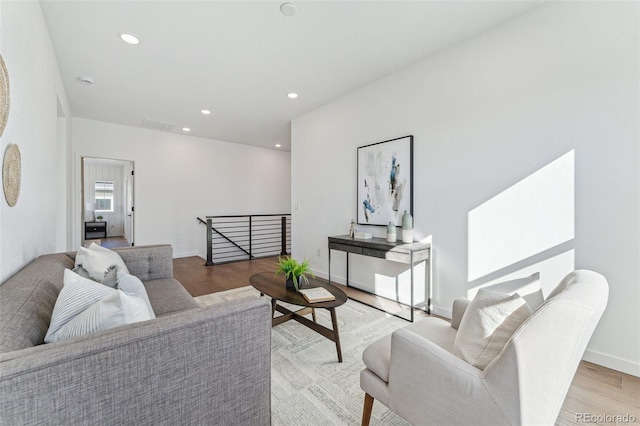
[328,235,431,321]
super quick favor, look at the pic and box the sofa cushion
[453,289,532,370]
[143,278,199,317]
[0,254,72,352]
[45,269,155,343]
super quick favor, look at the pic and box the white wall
[291,2,639,375]
[0,1,71,283]
[72,118,291,258]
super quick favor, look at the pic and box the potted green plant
[275,256,314,290]
[96,215,104,221]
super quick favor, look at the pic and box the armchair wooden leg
[362,393,374,426]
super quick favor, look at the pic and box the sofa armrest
[450,297,471,330]
[387,327,509,426]
[114,244,174,281]
[0,297,272,425]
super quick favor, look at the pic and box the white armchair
[360,270,609,426]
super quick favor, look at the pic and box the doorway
[81,157,135,248]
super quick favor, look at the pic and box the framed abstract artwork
[357,135,413,226]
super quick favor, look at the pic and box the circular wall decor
[0,54,9,137]
[3,144,21,207]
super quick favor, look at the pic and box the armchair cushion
[363,317,456,383]
[453,289,531,369]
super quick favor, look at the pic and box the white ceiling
[40,1,541,151]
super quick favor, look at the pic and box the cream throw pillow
[75,243,129,282]
[116,271,156,319]
[453,289,532,370]
[45,269,154,343]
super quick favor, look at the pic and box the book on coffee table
[299,287,335,303]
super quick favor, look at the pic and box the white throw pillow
[75,243,129,282]
[45,269,154,343]
[116,271,156,320]
[453,289,532,370]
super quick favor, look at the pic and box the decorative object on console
[275,256,314,290]
[386,221,397,242]
[0,53,9,137]
[401,210,413,243]
[96,215,104,221]
[2,144,21,207]
[349,218,356,238]
[357,135,413,226]
[354,231,372,239]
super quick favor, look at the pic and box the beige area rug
[196,287,410,425]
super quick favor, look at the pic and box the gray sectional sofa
[0,244,272,425]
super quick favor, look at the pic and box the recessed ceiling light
[182,127,191,132]
[201,109,211,115]
[119,33,140,45]
[287,92,298,99]
[280,2,297,17]
[275,144,282,148]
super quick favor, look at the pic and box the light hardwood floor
[174,256,640,425]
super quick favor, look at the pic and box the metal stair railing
[197,214,291,265]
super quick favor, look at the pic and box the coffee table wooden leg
[312,308,317,323]
[329,307,343,362]
[270,298,277,320]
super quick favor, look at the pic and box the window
[95,181,114,212]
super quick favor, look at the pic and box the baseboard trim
[583,348,640,377]
[173,250,199,259]
[431,306,452,320]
